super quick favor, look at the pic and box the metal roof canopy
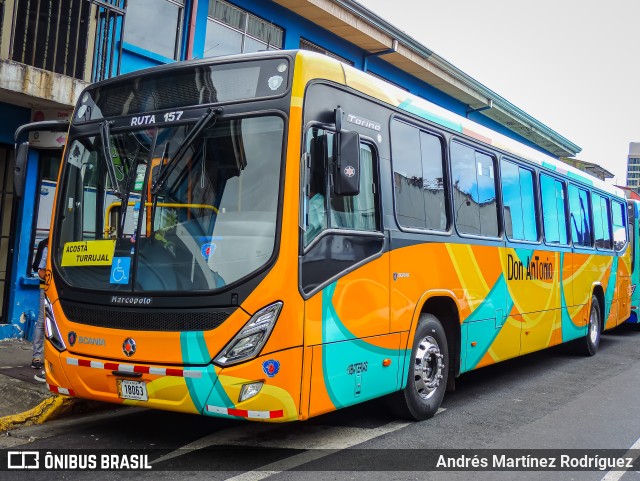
[274,0,580,157]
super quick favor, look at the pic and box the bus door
[301,125,396,415]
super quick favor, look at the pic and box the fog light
[239,382,263,403]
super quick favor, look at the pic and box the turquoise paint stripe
[542,162,557,171]
[543,160,594,186]
[463,275,513,372]
[567,171,594,186]
[320,282,403,408]
[560,253,583,342]
[398,99,462,133]
[321,283,344,408]
[463,274,509,324]
[180,332,231,412]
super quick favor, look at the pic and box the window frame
[123,0,185,61]
[500,157,540,245]
[389,116,450,236]
[539,173,570,247]
[611,199,628,253]
[449,138,501,240]
[568,183,594,249]
[591,191,613,251]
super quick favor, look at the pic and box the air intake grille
[59,301,235,331]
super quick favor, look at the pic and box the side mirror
[333,130,360,196]
[14,141,29,199]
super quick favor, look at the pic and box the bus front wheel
[389,313,448,420]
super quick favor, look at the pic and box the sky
[362,0,640,184]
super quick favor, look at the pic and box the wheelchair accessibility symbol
[110,257,131,284]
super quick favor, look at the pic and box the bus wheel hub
[414,335,443,400]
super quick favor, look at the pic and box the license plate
[117,379,148,401]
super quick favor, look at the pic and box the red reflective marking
[270,410,284,418]
[133,365,150,374]
[165,368,184,377]
[104,362,119,371]
[227,408,248,417]
[78,359,91,367]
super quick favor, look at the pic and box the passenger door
[302,129,396,416]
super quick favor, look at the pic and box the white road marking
[222,421,411,481]
[155,408,447,474]
[600,434,640,481]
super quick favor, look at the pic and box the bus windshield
[54,115,284,293]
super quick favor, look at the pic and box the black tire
[388,313,449,420]
[576,295,601,356]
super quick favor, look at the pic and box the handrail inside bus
[104,201,218,237]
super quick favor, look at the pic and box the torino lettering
[507,253,554,281]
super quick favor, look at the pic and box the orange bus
[16,50,631,422]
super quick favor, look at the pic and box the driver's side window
[303,127,378,247]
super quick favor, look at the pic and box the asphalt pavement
[0,338,103,432]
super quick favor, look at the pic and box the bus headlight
[214,302,283,366]
[43,296,66,352]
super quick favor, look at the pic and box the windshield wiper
[100,120,123,199]
[151,107,221,195]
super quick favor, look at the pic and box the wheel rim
[589,304,599,345]
[413,335,444,400]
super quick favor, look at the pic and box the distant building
[560,157,614,181]
[627,143,640,191]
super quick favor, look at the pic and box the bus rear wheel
[389,313,448,420]
[577,295,601,356]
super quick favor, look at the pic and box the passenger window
[612,201,627,251]
[568,185,592,247]
[540,174,568,245]
[592,193,612,250]
[451,141,498,237]
[501,159,537,241]
[391,120,447,230]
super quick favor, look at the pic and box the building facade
[627,142,640,192]
[0,0,581,339]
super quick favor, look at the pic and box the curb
[0,396,82,433]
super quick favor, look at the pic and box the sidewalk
[0,338,107,432]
